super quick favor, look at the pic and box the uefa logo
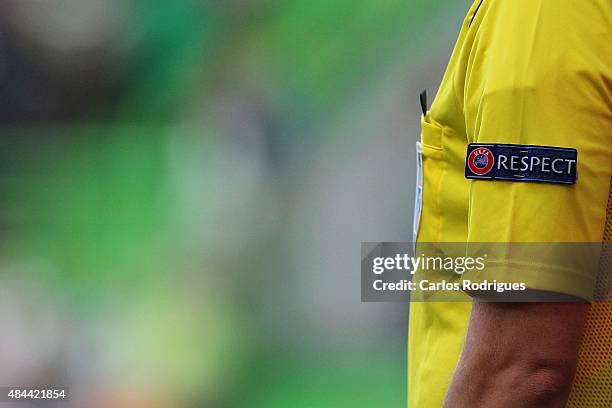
[467,147,494,175]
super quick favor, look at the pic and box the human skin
[444,301,588,408]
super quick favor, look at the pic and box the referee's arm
[444,301,587,407]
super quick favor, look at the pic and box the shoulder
[468,0,611,92]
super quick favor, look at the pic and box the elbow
[510,359,577,405]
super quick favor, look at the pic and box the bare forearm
[444,301,587,408]
[445,354,575,407]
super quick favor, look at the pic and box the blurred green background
[0,1,467,406]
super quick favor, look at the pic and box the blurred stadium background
[0,1,468,406]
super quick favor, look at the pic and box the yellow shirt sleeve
[461,0,612,299]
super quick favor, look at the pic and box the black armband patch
[465,144,577,185]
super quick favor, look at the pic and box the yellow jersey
[409,0,612,406]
